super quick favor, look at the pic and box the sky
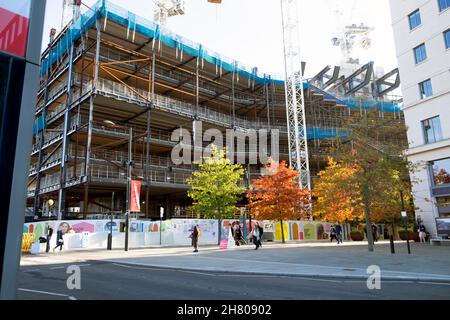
[41,0,398,79]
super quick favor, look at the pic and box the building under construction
[27,0,404,221]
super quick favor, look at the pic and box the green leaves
[186,145,245,219]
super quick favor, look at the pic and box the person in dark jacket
[330,225,336,242]
[46,226,53,253]
[371,224,378,243]
[252,222,264,250]
[53,228,64,252]
[335,224,342,244]
[418,223,427,243]
[191,225,199,252]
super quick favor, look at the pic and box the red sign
[130,180,141,212]
[0,0,31,57]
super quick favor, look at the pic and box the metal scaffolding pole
[232,70,236,128]
[57,43,75,220]
[33,50,51,217]
[83,19,101,218]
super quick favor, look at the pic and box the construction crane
[153,0,222,26]
[280,0,311,191]
[330,0,374,66]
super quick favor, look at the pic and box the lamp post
[159,207,164,245]
[107,192,114,250]
[401,210,411,254]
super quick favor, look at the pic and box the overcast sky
[41,0,398,78]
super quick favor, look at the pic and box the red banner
[130,180,141,212]
[0,0,31,57]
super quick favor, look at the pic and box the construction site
[26,0,405,221]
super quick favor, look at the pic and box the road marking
[77,264,91,268]
[18,288,69,297]
[418,281,450,286]
[50,266,65,270]
[68,296,77,300]
[22,269,41,273]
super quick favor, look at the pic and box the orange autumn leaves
[312,157,364,222]
[246,159,311,221]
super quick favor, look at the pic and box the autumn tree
[313,157,363,223]
[186,145,245,244]
[320,109,415,251]
[247,159,311,243]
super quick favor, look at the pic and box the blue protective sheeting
[40,0,401,123]
[33,115,46,135]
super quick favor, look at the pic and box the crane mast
[280,0,311,190]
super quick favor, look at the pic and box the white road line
[22,269,41,273]
[18,288,68,297]
[77,264,91,268]
[68,296,77,300]
[49,266,65,270]
[418,281,450,286]
[112,263,160,270]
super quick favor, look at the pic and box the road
[17,260,450,300]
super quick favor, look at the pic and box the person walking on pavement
[252,222,264,250]
[191,225,200,252]
[330,225,336,242]
[418,223,427,243]
[335,223,343,244]
[53,227,64,252]
[371,224,378,243]
[45,226,53,253]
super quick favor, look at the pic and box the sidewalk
[20,240,450,282]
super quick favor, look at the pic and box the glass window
[419,79,433,99]
[438,0,450,11]
[408,9,422,30]
[414,43,427,64]
[444,29,450,49]
[432,158,450,185]
[422,116,443,144]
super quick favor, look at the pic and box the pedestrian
[46,226,53,253]
[234,223,244,246]
[330,225,336,242]
[53,227,64,252]
[252,222,264,250]
[335,223,343,244]
[418,223,427,243]
[371,224,378,243]
[191,224,200,253]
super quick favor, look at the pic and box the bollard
[390,235,395,254]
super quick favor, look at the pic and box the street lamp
[107,192,114,250]
[159,207,164,245]
[125,128,132,251]
[401,210,411,254]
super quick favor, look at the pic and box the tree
[247,159,310,243]
[186,145,245,244]
[323,109,414,251]
[313,157,363,223]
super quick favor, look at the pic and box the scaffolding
[27,0,405,221]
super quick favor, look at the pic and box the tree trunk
[363,183,374,252]
[280,218,285,244]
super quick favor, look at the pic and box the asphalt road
[17,260,450,300]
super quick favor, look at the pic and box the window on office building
[432,158,450,186]
[438,0,450,12]
[419,79,433,99]
[444,29,450,49]
[408,9,422,30]
[422,116,443,144]
[414,43,427,64]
